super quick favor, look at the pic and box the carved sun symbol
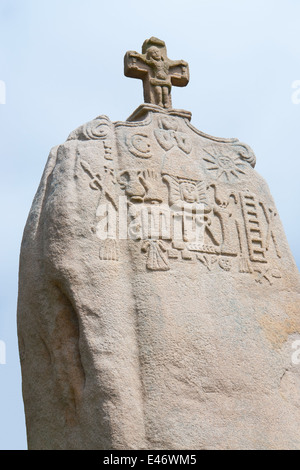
[203,149,247,182]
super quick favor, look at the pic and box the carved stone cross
[124,37,189,109]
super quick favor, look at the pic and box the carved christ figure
[124,37,189,109]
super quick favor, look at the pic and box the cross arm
[169,59,190,87]
[124,51,149,80]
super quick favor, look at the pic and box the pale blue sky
[0,0,300,449]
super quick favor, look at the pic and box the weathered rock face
[18,39,300,449]
[18,105,300,450]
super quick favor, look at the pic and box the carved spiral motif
[84,116,111,140]
[233,142,256,168]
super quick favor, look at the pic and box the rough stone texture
[18,40,300,450]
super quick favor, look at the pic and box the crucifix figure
[124,37,189,109]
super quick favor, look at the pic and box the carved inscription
[127,133,152,159]
[260,203,282,259]
[155,116,192,154]
[80,116,283,281]
[142,240,170,271]
[254,266,282,285]
[80,158,119,261]
[240,192,267,263]
[81,160,117,209]
[118,168,163,204]
[115,163,284,277]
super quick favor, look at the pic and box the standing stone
[18,38,300,450]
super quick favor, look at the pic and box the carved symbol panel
[117,168,283,280]
[77,112,284,284]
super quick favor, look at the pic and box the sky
[0,0,300,450]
